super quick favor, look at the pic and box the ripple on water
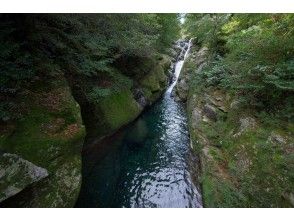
[75,40,202,208]
[75,93,203,208]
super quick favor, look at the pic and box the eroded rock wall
[0,75,85,207]
[68,55,172,143]
[180,45,294,207]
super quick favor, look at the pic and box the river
[75,40,202,208]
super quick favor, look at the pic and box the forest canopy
[0,14,180,121]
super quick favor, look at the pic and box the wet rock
[175,79,189,102]
[179,41,186,47]
[0,153,48,203]
[174,47,182,57]
[178,53,185,61]
[167,48,178,59]
[133,88,147,108]
[203,104,218,122]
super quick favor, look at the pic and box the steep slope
[177,44,294,207]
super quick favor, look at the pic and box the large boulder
[0,75,85,207]
[69,55,170,141]
[0,153,48,203]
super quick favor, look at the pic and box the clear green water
[75,92,202,208]
[76,41,202,208]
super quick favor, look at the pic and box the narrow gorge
[0,14,293,208]
[75,40,203,208]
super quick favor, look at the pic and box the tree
[0,14,181,121]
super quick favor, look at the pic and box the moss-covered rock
[80,88,142,139]
[100,90,141,130]
[0,75,85,207]
[71,55,170,141]
[0,153,48,203]
[0,52,171,207]
[187,85,294,207]
[140,57,170,103]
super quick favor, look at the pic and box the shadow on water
[75,39,202,208]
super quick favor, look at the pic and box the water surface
[76,41,202,208]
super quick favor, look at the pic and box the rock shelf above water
[0,153,49,203]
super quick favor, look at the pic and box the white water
[166,39,192,94]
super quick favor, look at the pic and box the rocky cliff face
[0,74,85,207]
[180,45,294,207]
[68,54,172,144]
[0,53,173,207]
[174,46,208,102]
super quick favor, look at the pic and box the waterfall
[76,37,202,208]
[166,39,192,94]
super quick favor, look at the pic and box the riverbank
[0,30,186,207]
[176,44,294,207]
[0,54,174,207]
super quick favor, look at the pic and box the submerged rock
[0,153,48,203]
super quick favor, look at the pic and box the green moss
[142,88,153,101]
[73,57,170,140]
[140,63,167,104]
[158,54,172,72]
[99,90,141,132]
[1,153,82,208]
[141,71,161,92]
[0,77,85,207]
[2,90,85,170]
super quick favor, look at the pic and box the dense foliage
[185,13,294,207]
[0,14,180,121]
[185,14,294,115]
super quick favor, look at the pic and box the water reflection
[76,91,202,208]
[75,39,202,208]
